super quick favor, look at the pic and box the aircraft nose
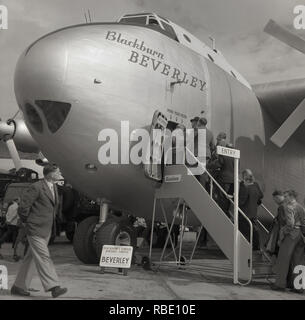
[14,33,71,135]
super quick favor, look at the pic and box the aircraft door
[144,111,168,182]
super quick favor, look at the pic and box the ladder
[148,148,274,285]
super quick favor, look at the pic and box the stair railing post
[149,196,157,261]
[178,202,186,267]
[233,157,239,284]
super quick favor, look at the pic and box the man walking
[11,164,67,298]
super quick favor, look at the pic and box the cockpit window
[119,16,147,25]
[149,18,159,25]
[35,100,71,133]
[160,22,178,41]
[119,14,179,42]
[24,103,43,133]
[147,17,163,31]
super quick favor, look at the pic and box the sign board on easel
[99,245,133,276]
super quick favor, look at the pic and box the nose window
[24,103,43,133]
[35,100,71,133]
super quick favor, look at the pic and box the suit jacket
[239,181,263,219]
[18,180,59,238]
[218,155,234,184]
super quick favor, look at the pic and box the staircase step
[157,164,253,281]
[252,261,274,278]
[252,251,272,263]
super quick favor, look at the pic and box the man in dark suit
[239,169,264,250]
[11,164,67,298]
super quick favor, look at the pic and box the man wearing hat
[216,132,227,148]
[11,164,67,298]
[190,116,199,129]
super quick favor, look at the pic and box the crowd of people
[266,190,305,293]
[188,115,305,294]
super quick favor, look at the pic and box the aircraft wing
[254,19,305,148]
[253,78,305,147]
[0,141,38,160]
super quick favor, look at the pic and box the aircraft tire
[73,216,99,264]
[95,219,137,259]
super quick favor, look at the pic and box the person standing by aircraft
[11,164,67,298]
[192,117,215,187]
[0,198,20,260]
[239,169,263,251]
[271,190,305,293]
[207,132,228,181]
[264,190,287,258]
[216,132,227,148]
[190,116,199,129]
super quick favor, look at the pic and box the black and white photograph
[1,0,305,306]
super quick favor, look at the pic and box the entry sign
[217,146,240,159]
[100,245,133,269]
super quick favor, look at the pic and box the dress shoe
[50,286,68,298]
[11,285,30,297]
[270,284,286,292]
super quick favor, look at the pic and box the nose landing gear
[73,201,137,265]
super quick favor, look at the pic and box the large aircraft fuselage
[14,23,305,224]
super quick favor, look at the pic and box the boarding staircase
[151,148,274,285]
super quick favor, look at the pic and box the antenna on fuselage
[84,11,88,23]
[88,9,92,23]
[209,36,216,51]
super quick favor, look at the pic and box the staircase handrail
[164,146,253,285]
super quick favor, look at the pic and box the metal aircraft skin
[12,13,305,225]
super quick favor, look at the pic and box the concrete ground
[0,236,304,300]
